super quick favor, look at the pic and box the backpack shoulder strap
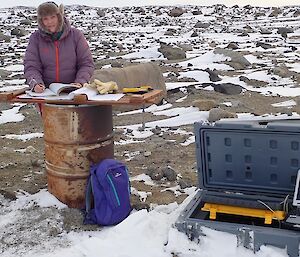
[85,164,97,213]
[85,176,93,213]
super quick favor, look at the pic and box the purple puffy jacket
[24,18,94,88]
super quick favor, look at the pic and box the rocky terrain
[0,4,299,256]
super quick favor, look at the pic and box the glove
[85,79,118,94]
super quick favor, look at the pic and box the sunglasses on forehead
[46,1,58,7]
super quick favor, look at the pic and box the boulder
[272,65,292,78]
[97,9,105,17]
[158,44,186,60]
[20,19,32,26]
[226,42,239,50]
[91,63,167,100]
[164,28,177,36]
[162,166,177,182]
[205,68,221,82]
[213,83,243,95]
[168,7,185,17]
[214,48,251,69]
[192,10,202,15]
[260,28,272,34]
[293,10,300,17]
[0,69,11,78]
[277,27,294,34]
[269,8,282,17]
[194,21,210,29]
[256,41,273,49]
[239,76,268,87]
[11,28,28,37]
[208,108,237,122]
[191,31,198,37]
[192,99,218,111]
[0,33,11,42]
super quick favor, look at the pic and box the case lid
[194,119,300,197]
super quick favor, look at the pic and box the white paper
[25,88,56,97]
[19,93,72,100]
[88,93,125,101]
[68,87,99,99]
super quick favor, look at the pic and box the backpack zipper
[107,174,121,206]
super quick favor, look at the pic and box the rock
[178,43,193,51]
[111,61,123,68]
[168,7,185,17]
[97,9,105,17]
[155,9,162,16]
[238,31,249,37]
[213,83,243,95]
[269,8,282,17]
[126,128,133,134]
[293,10,300,17]
[92,63,167,101]
[132,202,150,211]
[178,179,192,189]
[145,166,155,176]
[277,27,294,34]
[226,42,239,50]
[144,151,152,157]
[192,99,218,111]
[11,28,29,37]
[138,126,145,132]
[164,28,177,36]
[214,48,251,69]
[133,7,146,15]
[0,33,11,42]
[239,76,268,87]
[151,126,162,135]
[146,167,164,181]
[205,68,221,82]
[260,28,272,34]
[0,189,17,200]
[256,41,273,49]
[190,31,198,37]
[0,69,11,78]
[243,5,253,9]
[20,19,32,25]
[162,166,177,181]
[158,43,186,60]
[194,21,210,29]
[150,169,164,181]
[26,146,37,153]
[272,65,292,78]
[243,25,254,33]
[208,108,237,122]
[31,159,44,167]
[192,10,202,15]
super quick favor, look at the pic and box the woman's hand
[34,84,46,93]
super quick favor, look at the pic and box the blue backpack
[84,159,132,226]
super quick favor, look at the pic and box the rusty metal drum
[43,104,114,208]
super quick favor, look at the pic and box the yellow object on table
[85,79,118,94]
[122,85,153,94]
[201,203,286,224]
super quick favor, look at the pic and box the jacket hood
[37,2,64,33]
[38,17,71,41]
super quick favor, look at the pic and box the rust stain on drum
[43,104,114,208]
